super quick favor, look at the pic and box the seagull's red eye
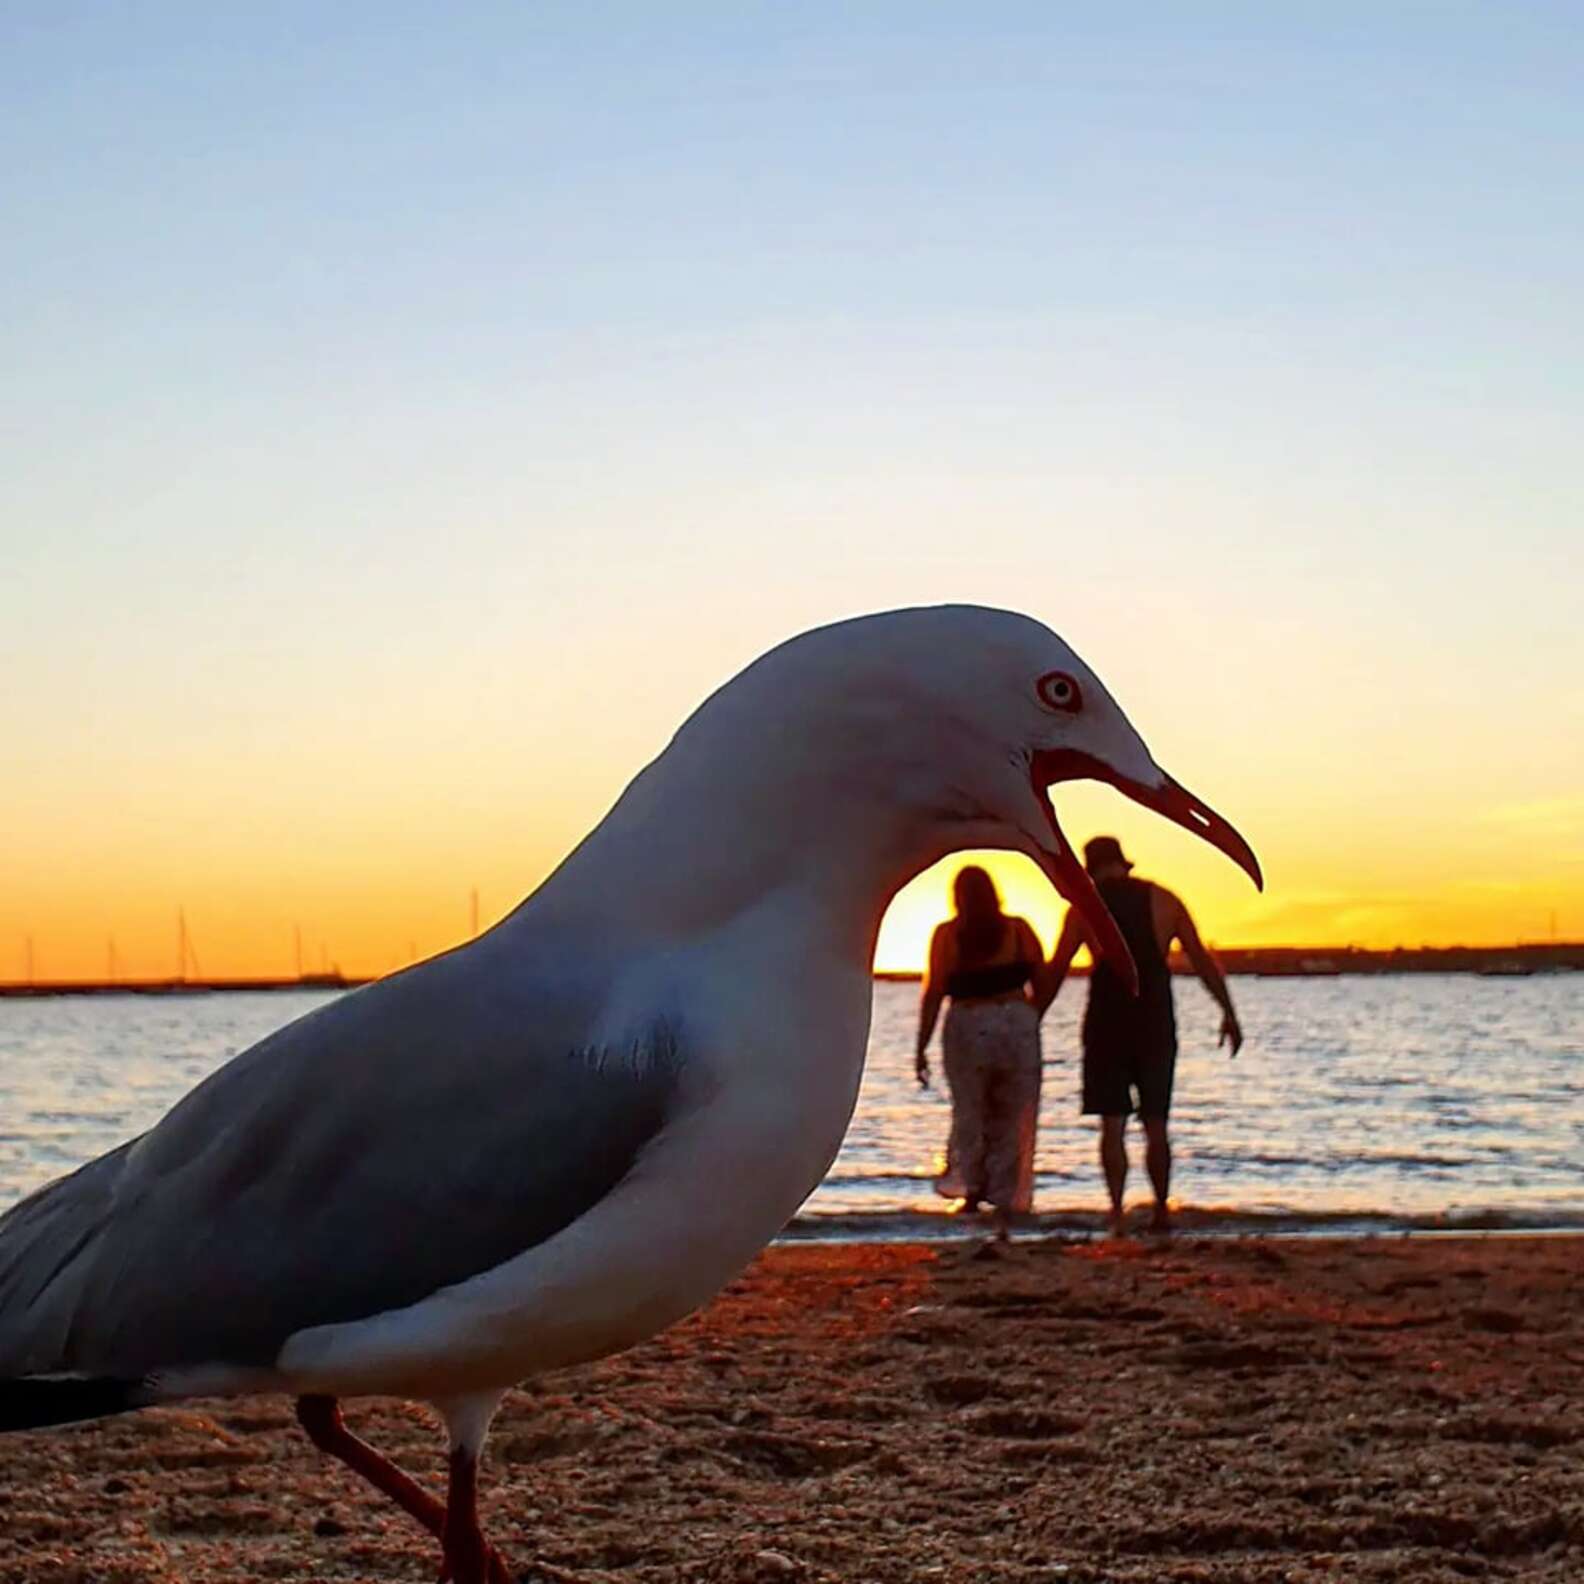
[1036,670,1082,713]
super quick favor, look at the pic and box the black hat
[1083,836,1133,875]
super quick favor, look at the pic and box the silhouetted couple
[915,839,1243,1238]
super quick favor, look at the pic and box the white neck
[512,734,960,972]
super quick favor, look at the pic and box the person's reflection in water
[915,866,1049,1240]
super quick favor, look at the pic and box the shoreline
[781,1205,1584,1243]
[3,1234,1580,1582]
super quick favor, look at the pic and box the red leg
[442,1444,514,1584]
[295,1394,448,1540]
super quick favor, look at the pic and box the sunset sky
[4,5,1581,980]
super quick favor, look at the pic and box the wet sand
[2,1235,1580,1582]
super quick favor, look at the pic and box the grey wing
[0,957,683,1379]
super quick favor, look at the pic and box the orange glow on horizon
[6,613,1581,984]
[6,823,1580,985]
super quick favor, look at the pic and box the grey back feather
[0,943,684,1378]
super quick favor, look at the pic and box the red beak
[1028,748,1263,996]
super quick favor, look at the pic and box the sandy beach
[2,1234,1579,1583]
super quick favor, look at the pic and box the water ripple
[1,976,1582,1228]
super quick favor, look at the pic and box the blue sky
[4,4,1582,973]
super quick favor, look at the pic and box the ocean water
[1,976,1581,1236]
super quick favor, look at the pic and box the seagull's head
[685,605,1262,990]
[915,608,1262,991]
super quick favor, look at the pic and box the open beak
[1028,748,1264,996]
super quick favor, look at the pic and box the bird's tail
[0,1376,150,1432]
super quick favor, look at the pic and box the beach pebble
[752,1549,798,1575]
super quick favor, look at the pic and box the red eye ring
[1037,670,1082,713]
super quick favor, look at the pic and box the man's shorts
[1081,1024,1177,1120]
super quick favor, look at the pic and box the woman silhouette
[915,866,1048,1236]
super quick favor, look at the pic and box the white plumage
[0,604,1261,1582]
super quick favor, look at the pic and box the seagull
[0,604,1260,1582]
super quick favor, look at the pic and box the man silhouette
[1043,836,1243,1236]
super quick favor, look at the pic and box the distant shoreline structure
[1,943,1580,998]
[0,972,360,1000]
[888,942,1584,981]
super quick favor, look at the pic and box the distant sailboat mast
[176,907,201,984]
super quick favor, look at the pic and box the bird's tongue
[1027,775,1140,997]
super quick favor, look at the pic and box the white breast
[275,948,874,1401]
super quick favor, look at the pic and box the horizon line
[2,940,1581,997]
